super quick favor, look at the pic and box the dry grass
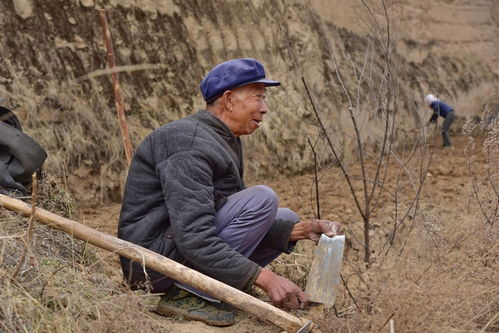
[1,58,131,204]
[0,178,166,333]
[269,171,498,332]
[323,210,497,332]
[307,100,498,332]
[265,99,498,332]
[270,185,498,332]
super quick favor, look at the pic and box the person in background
[117,58,341,326]
[425,94,456,147]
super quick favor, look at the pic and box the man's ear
[222,90,233,111]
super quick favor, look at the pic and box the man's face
[225,83,268,136]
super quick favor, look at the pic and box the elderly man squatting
[117,58,341,326]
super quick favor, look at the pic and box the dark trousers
[442,110,455,147]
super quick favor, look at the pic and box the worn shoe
[156,286,235,326]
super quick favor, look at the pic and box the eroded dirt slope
[1,0,497,203]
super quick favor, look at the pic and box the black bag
[0,106,47,196]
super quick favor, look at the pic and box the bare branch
[307,137,321,219]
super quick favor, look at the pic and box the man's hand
[254,268,309,310]
[290,220,341,244]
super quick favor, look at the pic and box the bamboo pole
[99,9,133,165]
[0,194,311,333]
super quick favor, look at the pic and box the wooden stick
[0,194,311,333]
[99,9,133,165]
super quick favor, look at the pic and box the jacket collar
[193,110,244,177]
[193,110,236,141]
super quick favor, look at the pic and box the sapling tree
[301,0,431,265]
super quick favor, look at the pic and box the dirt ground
[78,126,492,332]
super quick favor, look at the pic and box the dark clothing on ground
[428,101,455,147]
[0,106,47,196]
[118,110,296,292]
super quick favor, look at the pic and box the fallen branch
[74,63,169,83]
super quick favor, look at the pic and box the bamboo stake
[0,194,311,333]
[99,9,133,165]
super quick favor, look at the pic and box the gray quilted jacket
[118,110,294,291]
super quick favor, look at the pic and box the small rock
[133,49,148,63]
[13,0,33,19]
[80,0,94,7]
[74,36,87,49]
[68,17,77,25]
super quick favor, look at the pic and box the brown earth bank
[1,0,498,204]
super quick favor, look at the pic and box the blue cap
[200,58,280,103]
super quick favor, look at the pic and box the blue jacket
[430,101,454,118]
